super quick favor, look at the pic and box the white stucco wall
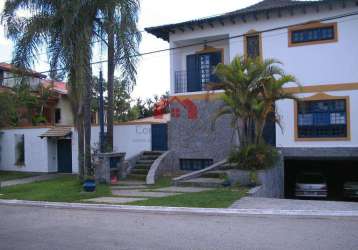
[0,124,152,173]
[1,123,153,173]
[0,128,51,172]
[55,95,74,126]
[169,4,358,91]
[71,124,152,173]
[114,124,152,159]
[168,2,358,149]
[47,138,58,172]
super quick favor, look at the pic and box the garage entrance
[285,159,358,201]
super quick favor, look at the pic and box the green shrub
[32,115,47,125]
[229,143,278,170]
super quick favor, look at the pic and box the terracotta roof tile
[40,127,72,138]
[41,79,68,95]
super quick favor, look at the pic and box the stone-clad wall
[168,98,236,171]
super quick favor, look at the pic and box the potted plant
[83,176,96,192]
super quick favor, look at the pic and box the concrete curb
[1,199,358,218]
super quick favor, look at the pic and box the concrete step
[143,151,163,156]
[176,178,225,188]
[140,155,160,160]
[134,164,152,170]
[202,170,227,179]
[220,163,237,170]
[136,159,155,165]
[113,180,146,186]
[111,185,148,190]
[131,169,149,175]
[126,174,147,181]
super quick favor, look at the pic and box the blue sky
[0,0,260,99]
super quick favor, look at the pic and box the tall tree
[97,0,141,151]
[1,0,141,178]
[1,0,96,178]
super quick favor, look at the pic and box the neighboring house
[145,0,358,181]
[0,62,74,126]
[0,63,75,173]
[0,114,169,173]
[0,62,47,89]
[0,62,169,174]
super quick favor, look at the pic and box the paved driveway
[231,197,358,211]
[1,204,358,250]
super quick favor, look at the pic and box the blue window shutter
[186,54,201,92]
[209,51,222,83]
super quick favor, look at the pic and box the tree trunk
[84,65,93,177]
[77,116,85,180]
[238,119,247,147]
[68,69,85,180]
[106,10,115,152]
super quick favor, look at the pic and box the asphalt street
[0,204,358,250]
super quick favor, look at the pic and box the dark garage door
[284,159,358,201]
[57,139,72,173]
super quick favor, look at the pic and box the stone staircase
[126,151,163,180]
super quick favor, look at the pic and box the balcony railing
[174,70,221,94]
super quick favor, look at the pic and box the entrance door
[57,139,72,173]
[151,124,168,151]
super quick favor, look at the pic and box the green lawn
[0,171,36,182]
[128,188,248,208]
[0,174,247,208]
[0,175,111,202]
[147,177,172,189]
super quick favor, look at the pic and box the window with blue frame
[291,25,335,44]
[246,34,261,59]
[180,159,213,171]
[297,99,347,138]
[185,50,222,92]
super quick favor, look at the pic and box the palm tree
[213,56,298,147]
[1,0,97,178]
[95,0,141,151]
[2,0,141,178]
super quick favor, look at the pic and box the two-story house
[0,63,77,173]
[146,0,358,193]
[0,63,169,175]
[0,62,73,126]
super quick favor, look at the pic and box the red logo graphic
[154,96,197,120]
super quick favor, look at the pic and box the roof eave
[145,1,330,41]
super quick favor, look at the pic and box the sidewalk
[1,199,358,218]
[231,197,358,211]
